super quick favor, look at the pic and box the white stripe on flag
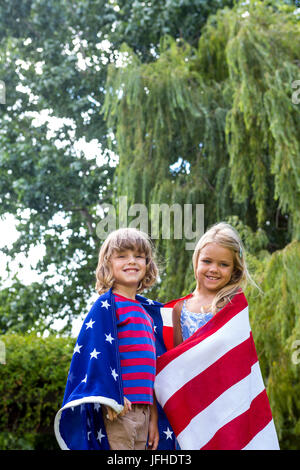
[177,361,265,449]
[242,420,280,450]
[160,307,173,327]
[155,306,250,407]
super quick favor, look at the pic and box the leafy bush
[0,333,74,450]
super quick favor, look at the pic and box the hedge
[0,333,74,450]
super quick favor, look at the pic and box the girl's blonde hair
[192,222,254,314]
[95,227,158,295]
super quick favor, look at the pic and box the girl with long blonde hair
[173,222,254,346]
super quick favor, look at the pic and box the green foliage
[0,332,74,449]
[0,0,236,333]
[104,1,300,288]
[246,241,300,449]
[0,129,114,333]
[223,2,300,229]
[0,6,115,332]
[109,0,235,60]
[103,0,300,299]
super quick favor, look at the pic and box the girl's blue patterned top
[180,299,213,341]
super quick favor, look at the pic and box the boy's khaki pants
[102,403,150,450]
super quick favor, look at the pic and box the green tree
[0,0,238,332]
[103,0,300,299]
[246,241,300,449]
[0,112,114,333]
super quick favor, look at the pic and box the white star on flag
[90,348,101,359]
[101,300,110,309]
[111,368,118,381]
[81,374,87,383]
[163,427,173,440]
[97,428,105,443]
[73,343,82,354]
[105,333,114,344]
[94,402,101,412]
[85,319,95,329]
[68,372,75,383]
[147,299,154,305]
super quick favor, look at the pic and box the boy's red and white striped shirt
[156,292,280,450]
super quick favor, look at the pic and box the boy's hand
[105,397,132,421]
[148,400,159,450]
[105,406,118,421]
[148,417,159,450]
[119,397,132,417]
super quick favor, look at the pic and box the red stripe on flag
[164,294,193,308]
[163,335,258,436]
[162,326,174,351]
[201,389,273,450]
[157,292,248,374]
[160,293,192,350]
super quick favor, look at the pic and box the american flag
[155,292,280,450]
[54,288,176,450]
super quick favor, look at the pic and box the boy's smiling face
[110,249,147,293]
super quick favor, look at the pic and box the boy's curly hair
[95,228,158,295]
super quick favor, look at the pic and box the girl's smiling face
[196,242,234,294]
